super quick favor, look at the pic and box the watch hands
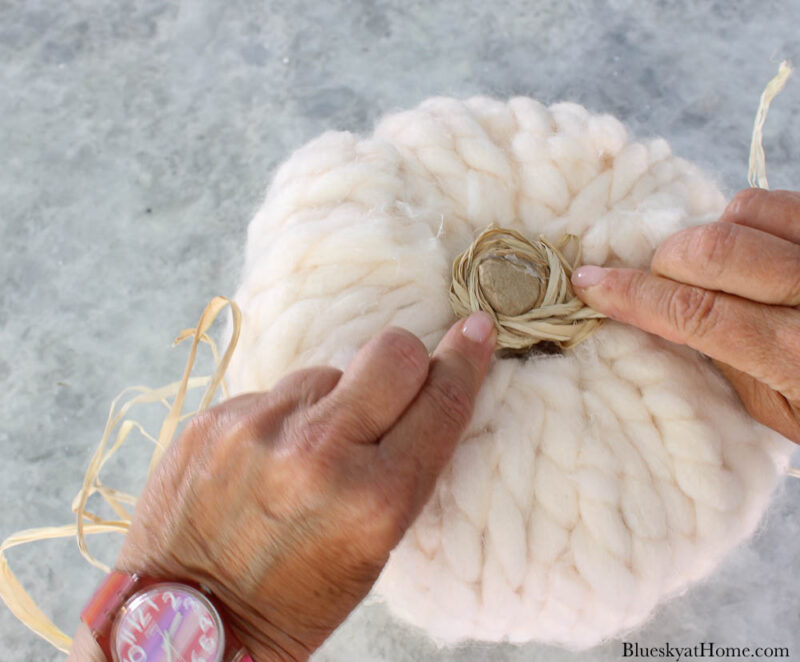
[156,624,177,662]
[168,612,183,637]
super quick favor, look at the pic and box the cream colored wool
[227,97,795,649]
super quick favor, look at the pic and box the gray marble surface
[2,0,800,659]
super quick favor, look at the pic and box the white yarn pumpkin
[227,97,794,649]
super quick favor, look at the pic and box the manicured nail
[572,265,608,289]
[461,311,495,344]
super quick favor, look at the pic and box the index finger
[650,221,800,306]
[376,313,496,519]
[572,266,800,400]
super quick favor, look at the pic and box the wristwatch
[81,571,253,662]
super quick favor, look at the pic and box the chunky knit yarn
[227,97,794,648]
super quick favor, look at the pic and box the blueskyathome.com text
[622,642,790,660]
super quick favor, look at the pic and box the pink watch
[81,571,253,662]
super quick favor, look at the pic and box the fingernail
[572,265,608,289]
[461,311,495,344]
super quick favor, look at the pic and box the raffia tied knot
[449,226,605,350]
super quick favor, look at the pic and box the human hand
[572,188,800,444]
[113,312,496,661]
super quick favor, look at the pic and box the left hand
[571,188,800,444]
[110,314,495,662]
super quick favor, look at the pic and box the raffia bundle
[449,226,605,350]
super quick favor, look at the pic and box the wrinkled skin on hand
[573,188,800,444]
[114,314,496,662]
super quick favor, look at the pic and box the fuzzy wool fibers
[227,97,794,648]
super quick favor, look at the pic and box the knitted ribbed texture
[227,97,794,649]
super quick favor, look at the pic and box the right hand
[113,312,496,661]
[572,189,800,443]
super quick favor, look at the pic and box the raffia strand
[748,60,793,190]
[0,296,241,653]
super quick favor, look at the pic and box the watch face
[110,583,225,662]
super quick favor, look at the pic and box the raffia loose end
[450,226,606,351]
[748,60,793,190]
[0,296,241,653]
